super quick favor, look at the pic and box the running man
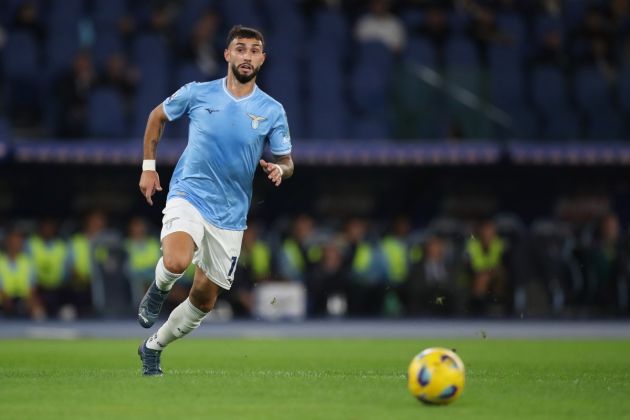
[137,25,294,376]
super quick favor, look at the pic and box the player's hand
[139,170,163,206]
[260,159,283,187]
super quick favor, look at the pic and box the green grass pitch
[1,338,629,419]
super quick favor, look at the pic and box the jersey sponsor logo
[206,108,220,115]
[247,113,266,129]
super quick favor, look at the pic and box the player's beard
[231,63,260,84]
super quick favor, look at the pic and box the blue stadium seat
[306,56,347,139]
[564,0,587,27]
[450,10,471,35]
[351,41,394,115]
[260,58,303,138]
[400,9,424,29]
[445,37,480,92]
[132,81,169,137]
[92,31,124,69]
[216,0,263,29]
[46,31,80,77]
[543,110,580,140]
[132,29,170,136]
[489,44,524,113]
[534,16,564,44]
[174,0,213,49]
[3,31,39,79]
[619,71,630,113]
[348,42,393,139]
[488,40,537,138]
[404,37,436,69]
[261,0,304,35]
[133,34,169,70]
[510,107,538,139]
[575,66,623,139]
[351,115,389,140]
[175,62,208,89]
[92,0,127,30]
[531,66,579,139]
[88,88,127,138]
[495,13,526,46]
[531,66,570,114]
[46,0,83,32]
[313,8,348,45]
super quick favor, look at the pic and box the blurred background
[1,0,630,322]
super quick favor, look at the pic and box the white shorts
[160,198,244,290]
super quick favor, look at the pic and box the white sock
[155,257,184,291]
[146,298,208,350]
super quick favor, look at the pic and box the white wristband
[273,164,284,177]
[142,160,156,171]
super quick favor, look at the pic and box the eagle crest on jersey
[247,113,266,129]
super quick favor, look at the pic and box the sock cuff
[185,298,209,316]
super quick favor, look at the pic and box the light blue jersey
[162,78,292,230]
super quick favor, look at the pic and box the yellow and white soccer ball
[407,347,465,405]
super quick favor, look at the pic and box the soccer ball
[407,347,465,405]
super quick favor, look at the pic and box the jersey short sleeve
[162,83,195,121]
[267,107,292,156]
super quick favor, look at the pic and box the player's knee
[162,254,190,275]
[189,287,217,313]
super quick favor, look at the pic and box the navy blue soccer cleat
[138,339,163,376]
[137,281,169,328]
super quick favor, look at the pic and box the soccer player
[137,25,294,376]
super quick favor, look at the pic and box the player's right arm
[139,104,168,206]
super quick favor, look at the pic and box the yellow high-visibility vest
[352,243,373,274]
[29,236,67,289]
[251,241,271,279]
[71,235,91,283]
[466,238,504,272]
[0,254,33,298]
[126,238,161,272]
[381,237,408,283]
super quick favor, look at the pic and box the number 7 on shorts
[227,256,237,277]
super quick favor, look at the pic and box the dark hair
[226,25,265,49]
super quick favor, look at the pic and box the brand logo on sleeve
[247,113,266,129]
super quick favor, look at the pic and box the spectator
[138,2,176,46]
[182,11,222,78]
[526,26,569,70]
[406,235,459,316]
[27,218,68,319]
[380,215,414,316]
[464,3,514,64]
[341,217,387,316]
[309,241,345,316]
[98,53,139,110]
[355,0,407,54]
[229,222,274,317]
[586,213,629,314]
[10,0,45,41]
[125,217,161,307]
[463,219,507,315]
[568,6,617,73]
[414,4,451,66]
[0,228,43,319]
[55,50,97,138]
[278,214,321,283]
[68,210,108,316]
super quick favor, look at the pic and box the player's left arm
[259,154,294,187]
